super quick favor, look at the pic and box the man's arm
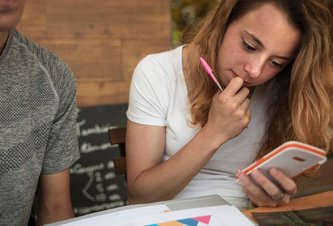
[36,169,75,226]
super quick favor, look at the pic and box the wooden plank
[77,81,130,106]
[17,0,171,107]
[76,39,171,107]
[37,39,123,81]
[45,0,170,40]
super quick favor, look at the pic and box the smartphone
[241,141,327,182]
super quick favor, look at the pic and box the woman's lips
[243,82,250,87]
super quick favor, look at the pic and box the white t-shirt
[127,45,273,209]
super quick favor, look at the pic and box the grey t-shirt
[0,29,80,226]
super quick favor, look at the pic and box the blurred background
[18,0,217,108]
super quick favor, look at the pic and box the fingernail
[270,167,278,176]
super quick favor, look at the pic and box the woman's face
[217,3,301,88]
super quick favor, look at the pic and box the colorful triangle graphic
[178,218,198,226]
[147,214,212,226]
[193,215,211,224]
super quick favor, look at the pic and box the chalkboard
[70,104,128,216]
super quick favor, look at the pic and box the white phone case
[242,141,327,180]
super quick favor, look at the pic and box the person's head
[216,2,301,89]
[0,0,25,31]
[185,0,333,153]
[0,0,25,50]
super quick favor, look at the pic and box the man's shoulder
[13,30,76,87]
[13,30,71,73]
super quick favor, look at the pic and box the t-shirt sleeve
[127,55,168,126]
[42,61,80,174]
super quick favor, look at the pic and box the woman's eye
[271,60,283,68]
[242,39,256,51]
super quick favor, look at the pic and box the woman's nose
[244,57,265,78]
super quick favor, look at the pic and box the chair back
[108,127,127,175]
[296,155,333,197]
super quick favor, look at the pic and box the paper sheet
[57,204,256,226]
[131,205,256,226]
[57,204,170,226]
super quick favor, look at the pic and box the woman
[126,0,333,210]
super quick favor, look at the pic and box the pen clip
[199,57,224,92]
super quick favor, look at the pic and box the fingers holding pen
[221,77,250,103]
[217,77,251,125]
[223,77,246,94]
[207,77,251,141]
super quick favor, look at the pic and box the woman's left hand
[237,168,297,207]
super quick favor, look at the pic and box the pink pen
[199,57,224,92]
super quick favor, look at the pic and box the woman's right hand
[204,77,251,147]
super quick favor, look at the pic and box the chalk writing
[70,163,105,175]
[74,201,126,216]
[70,104,128,216]
[80,142,113,154]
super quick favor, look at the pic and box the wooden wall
[17,0,171,107]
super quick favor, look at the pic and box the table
[46,192,333,225]
[243,190,333,222]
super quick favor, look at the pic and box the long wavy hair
[183,0,333,158]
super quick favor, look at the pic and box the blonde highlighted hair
[183,0,333,156]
